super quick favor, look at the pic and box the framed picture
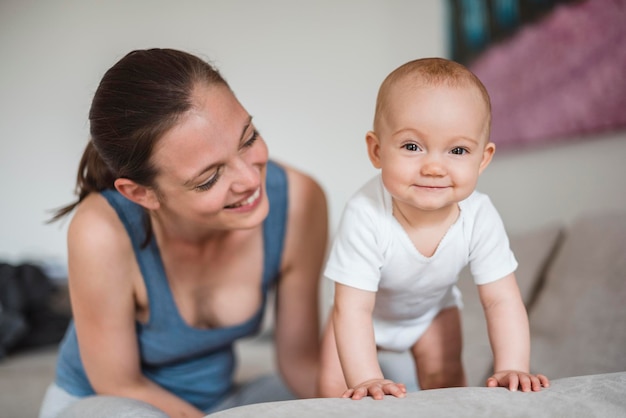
[448,0,626,151]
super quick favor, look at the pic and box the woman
[39,48,328,418]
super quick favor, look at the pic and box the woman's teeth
[227,188,260,208]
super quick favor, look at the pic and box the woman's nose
[230,157,260,192]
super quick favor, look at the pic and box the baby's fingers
[368,385,385,400]
[507,373,520,392]
[486,372,518,390]
[382,382,406,398]
[351,386,370,400]
[341,388,355,399]
[528,373,550,391]
[489,371,550,392]
[518,374,534,392]
[517,373,551,392]
[537,374,550,388]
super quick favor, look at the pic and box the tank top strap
[261,160,288,289]
[100,188,151,251]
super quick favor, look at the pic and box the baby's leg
[317,317,348,397]
[411,307,466,389]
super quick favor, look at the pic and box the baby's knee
[317,379,347,398]
[317,369,347,398]
[418,363,466,390]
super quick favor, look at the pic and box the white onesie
[324,175,517,351]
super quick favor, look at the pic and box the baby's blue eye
[404,143,420,151]
[450,147,468,155]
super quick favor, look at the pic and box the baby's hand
[342,378,407,400]
[487,370,550,392]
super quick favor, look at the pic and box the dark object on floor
[0,262,71,359]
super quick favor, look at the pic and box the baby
[318,57,550,399]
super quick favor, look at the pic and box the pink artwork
[469,0,626,151]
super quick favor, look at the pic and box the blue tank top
[54,161,288,412]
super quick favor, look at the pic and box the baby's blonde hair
[373,57,491,137]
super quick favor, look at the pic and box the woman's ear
[478,142,496,175]
[366,131,382,169]
[114,178,160,210]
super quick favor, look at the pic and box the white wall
[1,1,625,272]
[480,131,626,235]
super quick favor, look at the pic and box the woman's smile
[224,187,262,210]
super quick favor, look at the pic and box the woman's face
[150,83,270,232]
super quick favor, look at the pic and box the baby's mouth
[225,187,261,209]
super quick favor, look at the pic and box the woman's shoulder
[282,163,328,238]
[70,191,119,228]
[275,161,328,260]
[65,193,140,336]
[68,192,131,256]
[276,161,327,214]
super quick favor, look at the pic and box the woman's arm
[68,194,205,418]
[478,273,549,392]
[273,167,328,398]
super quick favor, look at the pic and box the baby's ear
[114,178,161,210]
[479,142,496,174]
[366,131,382,169]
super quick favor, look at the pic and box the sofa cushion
[208,372,626,418]
[459,222,563,386]
[529,210,626,379]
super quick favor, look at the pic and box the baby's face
[368,81,493,215]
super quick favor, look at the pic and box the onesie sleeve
[467,193,518,285]
[324,194,384,292]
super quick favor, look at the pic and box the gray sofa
[210,373,626,418]
[1,210,625,417]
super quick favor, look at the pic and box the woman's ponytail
[48,141,115,222]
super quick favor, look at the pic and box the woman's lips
[225,187,261,209]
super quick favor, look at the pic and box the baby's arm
[478,273,550,392]
[332,283,406,400]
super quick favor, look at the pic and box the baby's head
[367,58,496,213]
[373,57,492,144]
